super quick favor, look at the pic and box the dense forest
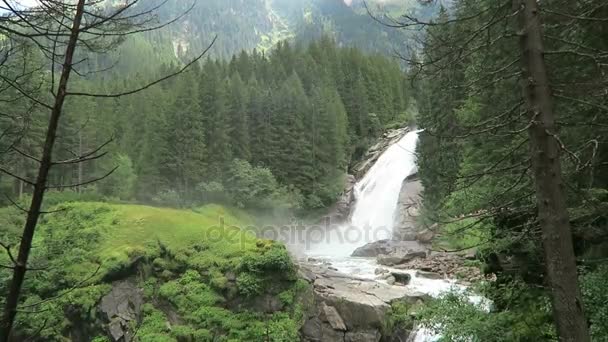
[0,38,409,211]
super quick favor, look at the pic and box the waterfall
[301,129,483,342]
[350,130,420,242]
[307,130,420,257]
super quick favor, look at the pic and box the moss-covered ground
[0,202,307,341]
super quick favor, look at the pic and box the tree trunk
[515,0,590,341]
[0,1,86,340]
[78,129,83,193]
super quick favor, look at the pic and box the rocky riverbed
[298,261,429,342]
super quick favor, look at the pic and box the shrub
[581,266,608,341]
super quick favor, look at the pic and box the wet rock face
[393,251,485,284]
[299,262,426,342]
[351,240,426,258]
[99,280,144,342]
[376,250,427,267]
[325,174,357,223]
[352,128,411,179]
[392,176,424,242]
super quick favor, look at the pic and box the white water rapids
[304,130,467,341]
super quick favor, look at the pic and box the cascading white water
[350,130,420,242]
[302,129,485,342]
[307,130,421,257]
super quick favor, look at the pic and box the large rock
[99,280,143,342]
[345,330,382,342]
[352,240,425,258]
[299,262,424,342]
[416,270,443,280]
[377,254,405,267]
[322,302,347,331]
[391,271,412,285]
[392,177,424,241]
[415,228,435,244]
[377,250,427,266]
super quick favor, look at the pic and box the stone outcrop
[415,228,435,244]
[392,174,424,242]
[326,174,357,223]
[299,262,428,342]
[352,128,411,179]
[393,251,486,284]
[351,239,426,258]
[99,280,144,342]
[377,250,427,267]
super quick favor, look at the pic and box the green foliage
[220,159,295,210]
[98,153,137,200]
[237,242,296,297]
[418,288,556,341]
[159,271,223,311]
[235,272,264,297]
[581,266,608,341]
[435,218,491,251]
[5,38,408,211]
[240,242,295,275]
[385,301,415,333]
[0,202,304,340]
[137,304,175,342]
[267,312,301,342]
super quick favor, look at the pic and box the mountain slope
[111,0,443,67]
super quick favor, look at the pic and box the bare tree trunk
[0,1,86,340]
[515,0,590,341]
[78,129,83,193]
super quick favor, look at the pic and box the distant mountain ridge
[103,0,444,71]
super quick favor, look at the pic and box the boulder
[375,268,389,275]
[249,294,284,313]
[415,229,435,244]
[391,272,412,285]
[322,303,347,331]
[321,324,347,342]
[386,275,396,285]
[302,317,323,341]
[377,250,427,266]
[99,280,143,342]
[384,327,412,342]
[299,261,429,342]
[345,330,382,342]
[352,240,425,258]
[415,270,443,280]
[377,254,405,266]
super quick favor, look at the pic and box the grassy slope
[96,204,258,270]
[0,202,303,341]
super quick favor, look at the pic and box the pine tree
[227,73,251,161]
[200,62,231,180]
